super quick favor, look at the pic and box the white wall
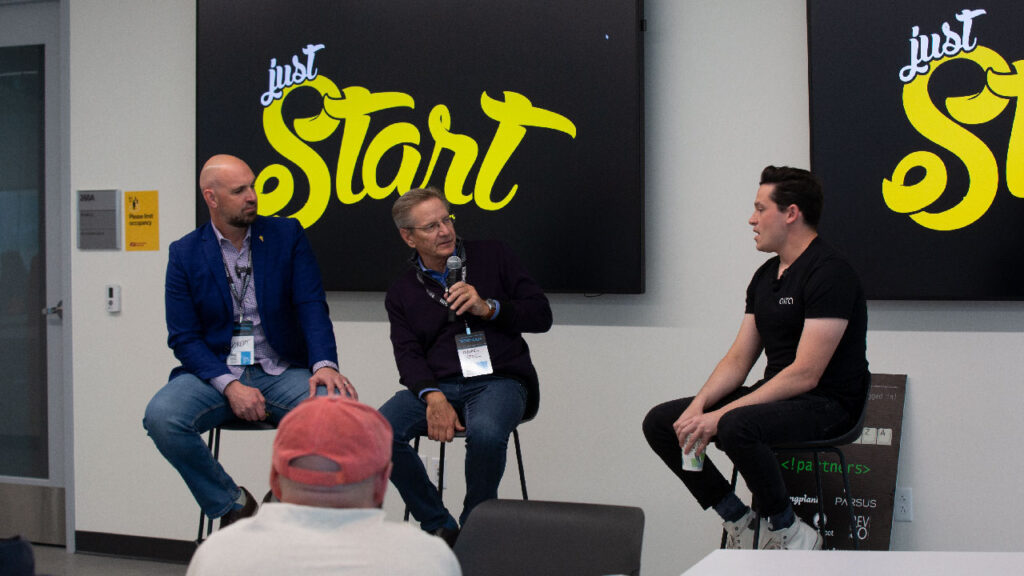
[67,1,1024,575]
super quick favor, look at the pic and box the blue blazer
[165,216,337,382]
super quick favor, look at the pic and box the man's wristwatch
[482,298,497,320]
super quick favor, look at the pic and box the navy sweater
[385,240,552,420]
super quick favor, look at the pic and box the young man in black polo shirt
[643,166,869,550]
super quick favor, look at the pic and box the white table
[681,550,1024,575]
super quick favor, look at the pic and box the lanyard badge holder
[228,320,255,366]
[456,328,493,377]
[449,265,493,377]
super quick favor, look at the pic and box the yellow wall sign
[125,190,159,251]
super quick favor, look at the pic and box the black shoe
[431,526,460,548]
[262,489,278,504]
[219,487,257,529]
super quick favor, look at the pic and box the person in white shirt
[187,396,461,576]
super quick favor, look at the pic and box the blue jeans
[379,376,527,530]
[143,366,317,518]
[642,385,856,518]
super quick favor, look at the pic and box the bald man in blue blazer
[145,154,358,530]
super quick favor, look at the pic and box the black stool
[403,424,529,521]
[196,420,276,542]
[721,388,871,550]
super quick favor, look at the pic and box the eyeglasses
[405,213,455,234]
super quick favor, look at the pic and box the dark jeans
[642,385,855,517]
[379,375,527,531]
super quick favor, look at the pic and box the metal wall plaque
[77,189,119,250]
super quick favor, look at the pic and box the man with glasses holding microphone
[379,186,552,547]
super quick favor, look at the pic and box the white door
[0,0,69,547]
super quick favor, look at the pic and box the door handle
[42,299,63,319]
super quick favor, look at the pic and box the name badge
[228,320,255,366]
[455,331,493,378]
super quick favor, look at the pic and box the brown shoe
[219,487,257,529]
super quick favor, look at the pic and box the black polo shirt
[745,237,869,411]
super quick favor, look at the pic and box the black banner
[810,1,1024,299]
[197,1,644,293]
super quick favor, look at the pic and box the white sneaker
[722,509,757,549]
[760,517,823,550]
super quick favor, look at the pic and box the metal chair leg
[812,451,826,546]
[836,448,859,550]
[513,429,528,499]
[437,441,446,495]
[197,428,219,543]
[403,435,422,522]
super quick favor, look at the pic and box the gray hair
[392,187,450,229]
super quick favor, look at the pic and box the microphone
[445,256,463,289]
[445,256,462,321]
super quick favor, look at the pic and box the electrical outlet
[895,487,913,522]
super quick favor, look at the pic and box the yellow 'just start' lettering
[256,74,576,228]
[883,45,1024,231]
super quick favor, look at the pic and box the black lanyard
[413,239,469,331]
[415,262,467,309]
[222,248,252,323]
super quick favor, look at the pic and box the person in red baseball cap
[187,396,461,576]
[270,395,393,507]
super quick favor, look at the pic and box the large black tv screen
[810,0,1024,299]
[197,0,645,293]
